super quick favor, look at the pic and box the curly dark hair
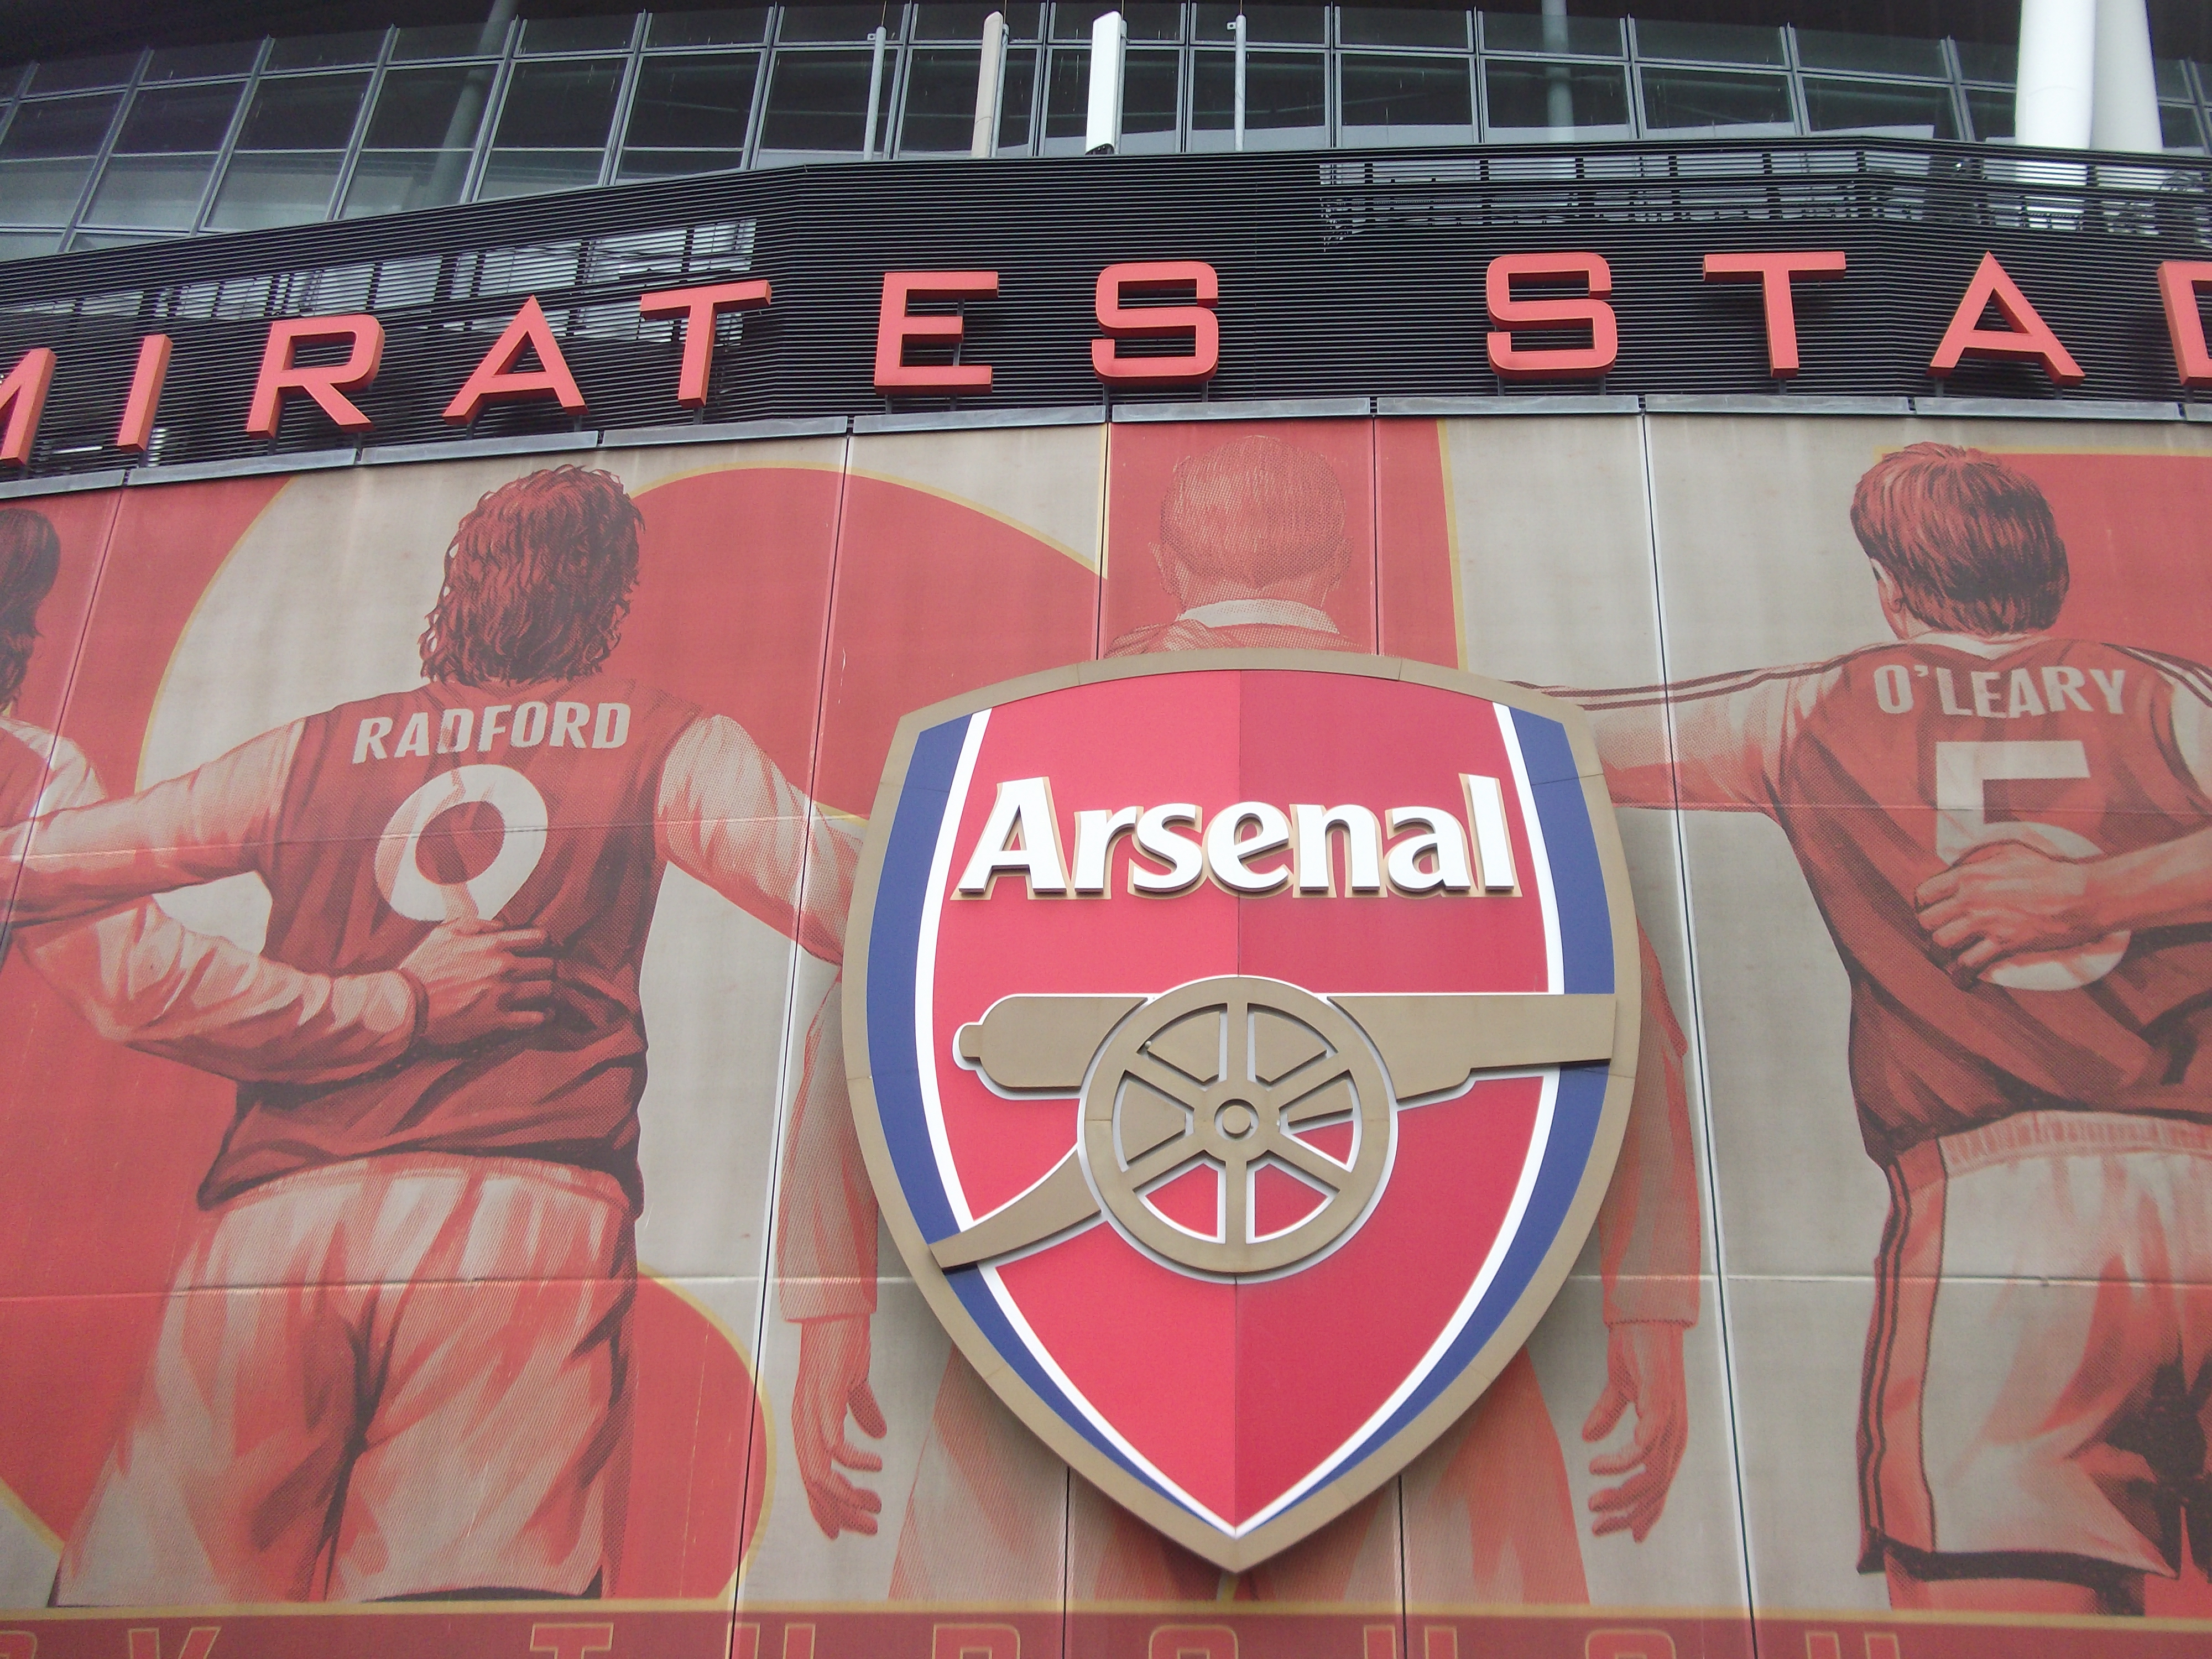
[419,466,643,686]
[0,507,60,710]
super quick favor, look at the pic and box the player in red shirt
[1560,442,2212,1616]
[2,469,859,1604]
[2,505,551,1086]
[1106,435,1362,656]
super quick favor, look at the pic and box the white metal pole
[1233,13,1247,152]
[2090,0,2162,151]
[864,25,888,159]
[1086,9,1126,154]
[2016,0,2097,148]
[971,10,1006,158]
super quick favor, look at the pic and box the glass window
[29,54,139,95]
[1802,77,1959,138]
[1632,20,1783,67]
[144,41,259,82]
[1339,55,1472,145]
[477,150,605,199]
[615,147,747,180]
[1119,47,1180,152]
[236,73,368,149]
[207,153,344,228]
[649,10,771,48]
[756,49,876,162]
[1639,67,1793,134]
[68,229,166,251]
[1189,50,1324,149]
[916,4,1042,40]
[366,65,497,149]
[492,59,625,148]
[997,47,1037,150]
[2,95,121,157]
[898,48,983,155]
[520,17,637,54]
[1794,30,1947,79]
[2155,60,2191,100]
[267,31,385,70]
[1195,6,1324,44]
[1485,59,1630,134]
[1965,87,2013,142]
[1060,3,1183,41]
[393,23,503,61]
[0,159,96,223]
[1481,14,1620,57]
[625,54,759,148]
[341,150,474,216]
[2162,103,2204,151]
[85,156,216,227]
[1339,9,1467,50]
[1041,45,1088,152]
[0,231,64,259]
[1954,40,2016,84]
[779,6,890,43]
[114,83,243,152]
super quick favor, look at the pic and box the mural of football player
[2,504,550,1084]
[841,429,1703,1603]
[0,468,859,1605]
[1106,434,1359,656]
[1559,441,2212,1617]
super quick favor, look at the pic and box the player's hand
[1582,1320,1689,1542]
[1913,841,2103,974]
[398,917,555,1046]
[792,1313,887,1538]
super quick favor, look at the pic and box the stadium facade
[1,4,2210,1659]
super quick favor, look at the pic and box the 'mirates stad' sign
[845,653,1641,1569]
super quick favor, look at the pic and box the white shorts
[1859,1110,2212,1581]
[55,1153,635,1605]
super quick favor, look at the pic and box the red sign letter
[444,296,587,423]
[0,348,54,466]
[115,332,173,453]
[874,271,997,393]
[1928,252,2084,387]
[2158,260,2212,388]
[246,315,382,437]
[0,1632,32,1659]
[638,279,772,406]
[1092,260,1219,387]
[528,1624,614,1659]
[1702,251,1846,377]
[1486,253,1617,380]
[932,1625,1020,1659]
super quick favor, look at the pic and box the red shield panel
[847,654,1638,1568]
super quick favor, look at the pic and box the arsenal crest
[845,653,1641,1569]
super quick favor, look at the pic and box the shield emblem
[845,653,1640,1569]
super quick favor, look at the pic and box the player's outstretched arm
[1916,825,2212,974]
[1582,1321,1689,1543]
[1541,664,1828,815]
[0,725,294,930]
[656,713,859,964]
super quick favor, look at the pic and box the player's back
[204,675,701,1208]
[1107,619,1356,656]
[1777,635,2212,1160]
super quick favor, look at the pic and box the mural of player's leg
[57,1156,633,1605]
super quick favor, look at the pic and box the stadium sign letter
[1092,260,1220,387]
[444,295,588,423]
[114,333,173,453]
[1485,252,1618,380]
[2158,260,2212,389]
[0,347,54,466]
[638,279,773,406]
[874,270,998,393]
[1928,252,2085,387]
[245,315,383,437]
[1702,251,1847,377]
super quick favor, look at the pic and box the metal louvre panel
[0,135,2206,476]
